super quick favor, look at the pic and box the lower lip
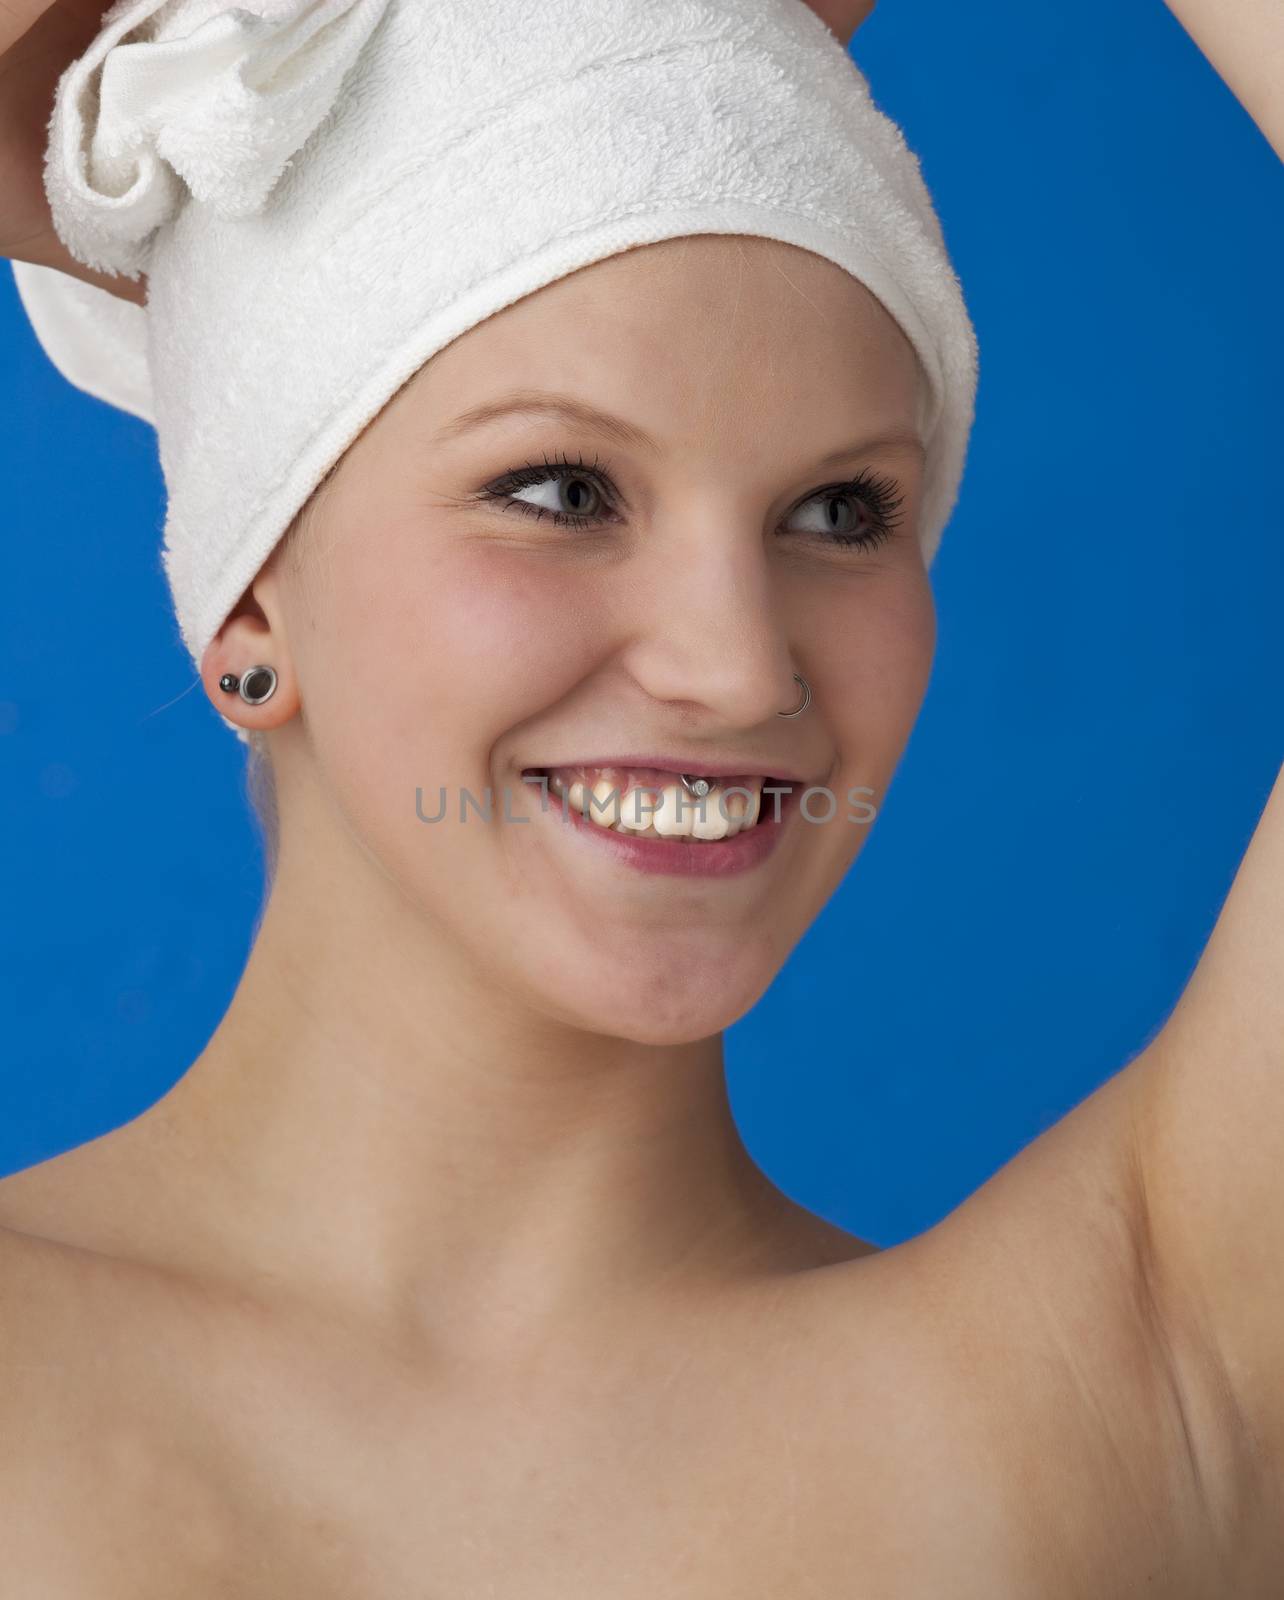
[535,782,796,877]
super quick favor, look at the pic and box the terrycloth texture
[13,259,152,422]
[11,0,979,746]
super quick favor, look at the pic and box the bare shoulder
[0,1213,89,1397]
[0,1139,146,1425]
[0,1129,221,1400]
[0,1194,249,1592]
[875,1051,1271,1596]
[0,1206,155,1449]
[0,1216,115,1579]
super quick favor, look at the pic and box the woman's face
[246,235,935,1043]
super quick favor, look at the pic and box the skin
[4,1,1284,1593]
[0,0,146,299]
[139,231,933,1330]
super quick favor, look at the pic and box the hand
[801,0,878,46]
[0,0,146,303]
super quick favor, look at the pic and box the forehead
[394,234,929,449]
[491,234,915,358]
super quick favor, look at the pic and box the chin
[524,948,781,1046]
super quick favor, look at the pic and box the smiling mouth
[522,766,795,842]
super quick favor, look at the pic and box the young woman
[1,0,1281,1592]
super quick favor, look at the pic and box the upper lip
[524,755,813,785]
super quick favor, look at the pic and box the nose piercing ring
[777,672,811,719]
[218,665,278,706]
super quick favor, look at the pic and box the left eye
[788,492,876,540]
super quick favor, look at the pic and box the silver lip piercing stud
[219,665,278,706]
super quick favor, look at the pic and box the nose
[620,516,801,728]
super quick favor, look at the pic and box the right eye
[478,452,621,529]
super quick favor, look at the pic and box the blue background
[2,0,1281,1246]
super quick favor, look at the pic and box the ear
[800,0,878,46]
[200,566,298,736]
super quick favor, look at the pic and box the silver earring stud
[218,665,278,706]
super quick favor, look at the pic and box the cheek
[876,577,937,709]
[298,529,605,782]
[819,574,936,742]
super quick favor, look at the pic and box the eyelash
[476,450,907,551]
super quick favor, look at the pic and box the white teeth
[544,770,775,842]
[652,786,694,838]
[590,777,620,825]
[627,788,661,830]
[690,794,730,840]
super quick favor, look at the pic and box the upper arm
[1161,0,1284,166]
[898,1044,1254,1593]
[1128,760,1284,1585]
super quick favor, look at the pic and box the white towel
[11,0,978,745]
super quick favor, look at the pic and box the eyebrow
[434,390,925,466]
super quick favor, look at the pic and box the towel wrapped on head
[43,0,391,279]
[12,0,978,744]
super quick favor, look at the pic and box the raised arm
[1162,0,1284,162]
[1118,0,1284,1561]
[1129,757,1284,1525]
[0,0,145,302]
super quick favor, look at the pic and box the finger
[803,0,878,46]
[0,0,60,56]
[0,0,106,59]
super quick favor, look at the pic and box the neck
[140,826,818,1358]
